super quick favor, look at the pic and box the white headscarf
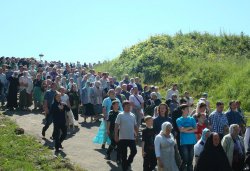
[161,121,173,135]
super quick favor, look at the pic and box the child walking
[105,100,121,163]
[142,115,157,171]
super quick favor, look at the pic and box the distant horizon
[1,1,249,64]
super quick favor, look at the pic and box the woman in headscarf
[154,121,181,171]
[196,133,232,171]
[93,89,122,149]
[81,81,95,122]
[6,71,19,110]
[222,124,245,171]
[92,81,104,121]
[33,73,43,110]
[68,84,80,121]
[194,128,211,168]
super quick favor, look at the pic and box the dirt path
[3,110,143,171]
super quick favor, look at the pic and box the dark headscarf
[196,133,232,171]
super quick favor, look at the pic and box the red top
[195,123,207,140]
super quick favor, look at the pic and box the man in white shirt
[129,87,144,128]
[166,83,179,101]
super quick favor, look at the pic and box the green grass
[0,115,86,171]
[94,32,250,112]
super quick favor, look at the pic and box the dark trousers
[180,144,194,171]
[118,139,137,171]
[107,133,120,161]
[42,113,53,135]
[176,132,181,154]
[143,150,157,171]
[72,108,79,121]
[53,124,67,150]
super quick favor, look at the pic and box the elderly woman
[145,92,161,117]
[222,124,245,171]
[81,81,95,122]
[194,128,211,168]
[92,81,104,121]
[196,133,232,171]
[6,71,19,110]
[19,71,29,110]
[154,122,181,171]
[33,73,43,110]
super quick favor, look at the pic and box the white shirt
[194,140,205,157]
[19,76,28,90]
[26,77,33,94]
[166,89,179,100]
[61,94,69,104]
[115,112,137,140]
[129,94,144,108]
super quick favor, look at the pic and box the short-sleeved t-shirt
[115,112,137,140]
[108,110,119,132]
[176,116,197,145]
[142,127,156,152]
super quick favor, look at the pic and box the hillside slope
[94,32,250,111]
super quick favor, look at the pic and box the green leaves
[94,32,250,111]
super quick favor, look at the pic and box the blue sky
[0,0,249,63]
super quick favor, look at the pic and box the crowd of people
[0,56,250,171]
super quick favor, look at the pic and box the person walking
[50,91,70,152]
[42,82,57,138]
[115,101,138,171]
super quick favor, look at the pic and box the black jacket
[50,101,70,126]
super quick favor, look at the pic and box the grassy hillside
[0,115,85,171]
[94,32,250,111]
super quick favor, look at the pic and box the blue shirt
[176,116,197,145]
[44,89,56,109]
[208,110,228,134]
[225,109,244,126]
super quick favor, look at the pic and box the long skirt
[19,89,28,108]
[84,103,94,116]
[92,119,111,145]
[33,86,42,103]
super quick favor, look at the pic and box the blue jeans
[180,144,194,171]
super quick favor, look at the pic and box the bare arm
[179,127,197,133]
[107,121,110,135]
[141,141,145,157]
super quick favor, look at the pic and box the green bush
[94,32,250,111]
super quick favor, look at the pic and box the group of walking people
[0,56,250,171]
